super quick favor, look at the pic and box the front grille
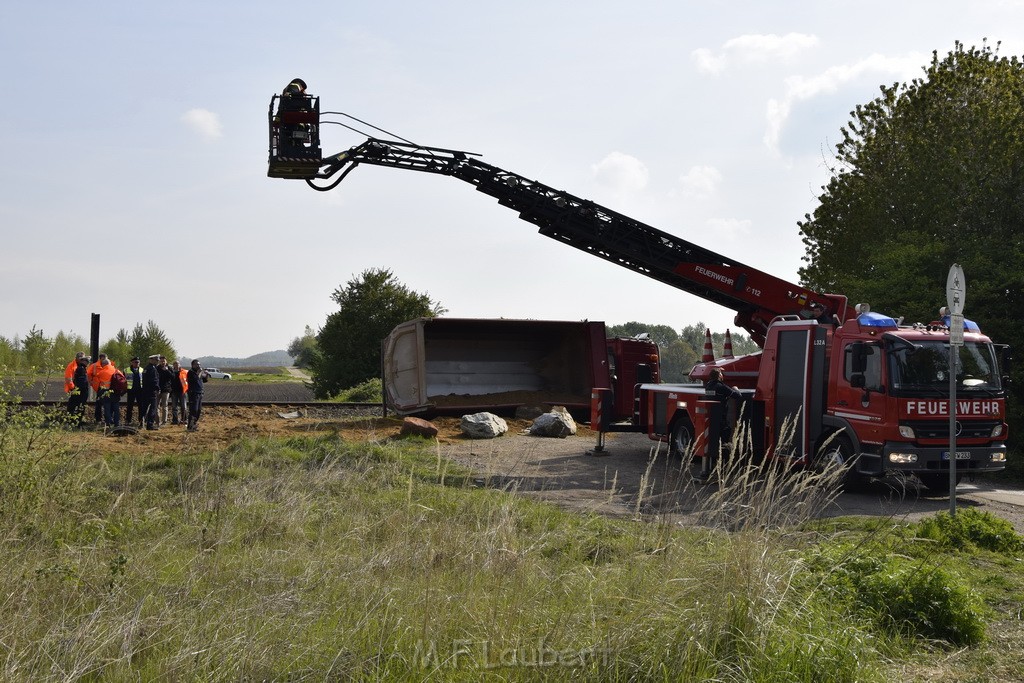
[905,420,998,440]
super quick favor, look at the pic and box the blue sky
[2,2,1021,358]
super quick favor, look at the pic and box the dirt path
[439,426,1024,533]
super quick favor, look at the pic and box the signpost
[946,264,965,515]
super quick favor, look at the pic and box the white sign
[946,264,966,315]
[950,313,964,346]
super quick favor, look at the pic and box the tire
[668,418,694,458]
[917,472,963,494]
[816,435,869,491]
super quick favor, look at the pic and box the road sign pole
[949,343,957,515]
[946,264,966,516]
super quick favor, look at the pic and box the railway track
[6,379,384,412]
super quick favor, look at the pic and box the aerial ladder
[268,86,852,353]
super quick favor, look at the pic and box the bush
[915,508,1024,555]
[806,546,986,647]
[334,377,382,403]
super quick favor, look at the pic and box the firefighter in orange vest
[64,351,86,393]
[88,354,120,427]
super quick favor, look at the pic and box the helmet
[290,78,307,91]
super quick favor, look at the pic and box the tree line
[0,321,178,375]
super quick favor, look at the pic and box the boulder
[460,412,508,439]
[401,416,439,438]
[529,406,577,438]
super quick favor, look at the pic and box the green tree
[49,331,87,371]
[798,41,1024,425]
[21,327,49,371]
[287,326,320,370]
[678,323,756,361]
[311,269,446,398]
[660,339,700,383]
[102,328,134,369]
[606,322,679,349]
[0,337,17,371]
[104,321,177,366]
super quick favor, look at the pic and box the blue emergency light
[941,316,981,332]
[857,311,899,328]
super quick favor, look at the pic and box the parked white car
[204,367,232,379]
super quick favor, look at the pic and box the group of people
[65,353,210,432]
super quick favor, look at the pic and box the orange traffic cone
[723,329,734,358]
[701,328,714,363]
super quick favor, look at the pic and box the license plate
[941,451,971,461]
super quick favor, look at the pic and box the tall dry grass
[0,397,973,682]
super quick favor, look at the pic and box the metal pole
[949,343,957,515]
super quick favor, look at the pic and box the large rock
[460,412,508,439]
[529,406,577,438]
[400,416,439,438]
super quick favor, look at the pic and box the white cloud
[763,52,925,154]
[679,165,722,199]
[181,108,223,141]
[692,33,819,75]
[591,152,649,193]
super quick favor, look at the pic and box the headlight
[889,452,918,464]
[898,425,915,438]
[991,424,1004,438]
[992,452,1007,462]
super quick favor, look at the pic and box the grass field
[1,400,1023,681]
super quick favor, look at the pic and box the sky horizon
[3,2,1022,358]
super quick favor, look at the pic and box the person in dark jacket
[705,368,742,441]
[123,357,143,426]
[156,356,174,426]
[141,355,161,430]
[186,360,209,432]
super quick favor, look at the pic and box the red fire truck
[268,85,1009,491]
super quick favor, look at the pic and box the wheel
[668,418,693,458]
[917,472,963,494]
[815,435,868,491]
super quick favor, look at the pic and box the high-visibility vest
[90,362,118,392]
[64,359,78,393]
[178,368,189,394]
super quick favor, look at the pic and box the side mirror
[997,344,1012,378]
[850,373,866,389]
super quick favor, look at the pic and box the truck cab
[821,311,1007,490]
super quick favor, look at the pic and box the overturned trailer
[381,318,659,418]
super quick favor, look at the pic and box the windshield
[888,340,1002,394]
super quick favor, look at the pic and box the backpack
[110,370,128,396]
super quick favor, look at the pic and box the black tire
[668,418,693,458]
[816,435,869,491]
[917,472,963,494]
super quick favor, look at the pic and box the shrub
[806,546,986,647]
[334,377,382,403]
[915,508,1024,555]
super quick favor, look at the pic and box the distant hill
[190,350,295,368]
